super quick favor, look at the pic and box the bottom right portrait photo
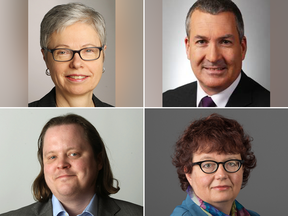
[145,109,287,215]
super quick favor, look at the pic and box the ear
[240,36,247,61]
[102,45,107,62]
[41,48,46,61]
[184,37,191,60]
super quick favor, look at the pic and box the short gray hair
[185,0,244,42]
[40,2,106,50]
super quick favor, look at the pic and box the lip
[202,67,227,76]
[212,185,231,191]
[65,74,89,82]
[56,174,75,179]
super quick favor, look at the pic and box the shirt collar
[196,72,241,107]
[52,194,98,216]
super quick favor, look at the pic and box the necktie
[199,96,217,107]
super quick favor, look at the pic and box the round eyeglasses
[43,46,104,62]
[192,159,244,174]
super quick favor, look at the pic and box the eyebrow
[197,155,240,161]
[53,44,98,49]
[43,147,81,156]
[193,34,235,41]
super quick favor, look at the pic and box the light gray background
[28,0,116,106]
[162,0,270,93]
[146,108,288,215]
[0,108,143,213]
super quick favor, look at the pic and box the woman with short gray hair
[29,3,111,107]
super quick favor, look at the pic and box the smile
[66,75,89,82]
[212,185,230,191]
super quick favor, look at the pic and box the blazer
[28,87,113,107]
[0,196,143,216]
[163,71,270,107]
[170,194,260,216]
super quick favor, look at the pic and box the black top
[28,87,113,107]
[163,71,270,107]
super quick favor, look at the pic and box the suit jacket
[0,196,143,216]
[28,87,113,107]
[163,71,270,107]
[170,194,260,216]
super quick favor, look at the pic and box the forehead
[43,124,90,152]
[189,10,238,39]
[48,22,101,48]
[193,152,241,162]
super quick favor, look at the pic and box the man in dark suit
[0,114,142,216]
[163,0,270,107]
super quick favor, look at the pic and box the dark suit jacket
[0,196,143,216]
[163,71,270,107]
[28,87,113,107]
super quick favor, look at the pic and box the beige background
[0,0,143,107]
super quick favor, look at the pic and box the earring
[102,67,105,73]
[45,68,50,76]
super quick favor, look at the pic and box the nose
[57,155,71,169]
[215,164,228,179]
[69,52,83,69]
[206,43,221,63]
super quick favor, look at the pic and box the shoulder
[228,72,270,107]
[28,88,56,107]
[92,94,114,107]
[0,201,51,216]
[112,198,143,214]
[163,82,197,107]
[170,195,206,216]
[99,196,142,216]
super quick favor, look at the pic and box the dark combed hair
[172,113,256,191]
[185,0,244,41]
[32,113,120,202]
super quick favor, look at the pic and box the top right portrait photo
[162,0,270,107]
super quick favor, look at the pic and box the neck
[55,88,94,107]
[58,193,94,216]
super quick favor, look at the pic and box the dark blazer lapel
[226,71,253,107]
[98,196,120,216]
[31,200,53,216]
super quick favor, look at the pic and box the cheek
[190,172,213,190]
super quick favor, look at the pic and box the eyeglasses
[43,46,104,62]
[192,159,244,174]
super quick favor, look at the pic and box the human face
[42,22,106,97]
[43,124,102,200]
[185,152,243,211]
[185,10,247,95]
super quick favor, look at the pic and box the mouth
[56,174,75,179]
[66,75,89,82]
[212,185,231,191]
[202,66,227,76]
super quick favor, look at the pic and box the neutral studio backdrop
[0,108,143,213]
[145,108,288,215]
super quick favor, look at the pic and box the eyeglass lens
[201,160,241,173]
[53,47,101,61]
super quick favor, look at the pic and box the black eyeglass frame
[43,46,105,62]
[192,159,244,174]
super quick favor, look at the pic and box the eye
[49,155,56,160]
[220,39,232,45]
[56,49,70,55]
[196,40,207,45]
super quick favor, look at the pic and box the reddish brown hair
[172,113,256,191]
[32,114,120,202]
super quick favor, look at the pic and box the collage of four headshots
[0,0,286,216]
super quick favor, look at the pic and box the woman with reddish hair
[171,113,259,216]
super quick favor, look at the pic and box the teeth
[69,76,86,79]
